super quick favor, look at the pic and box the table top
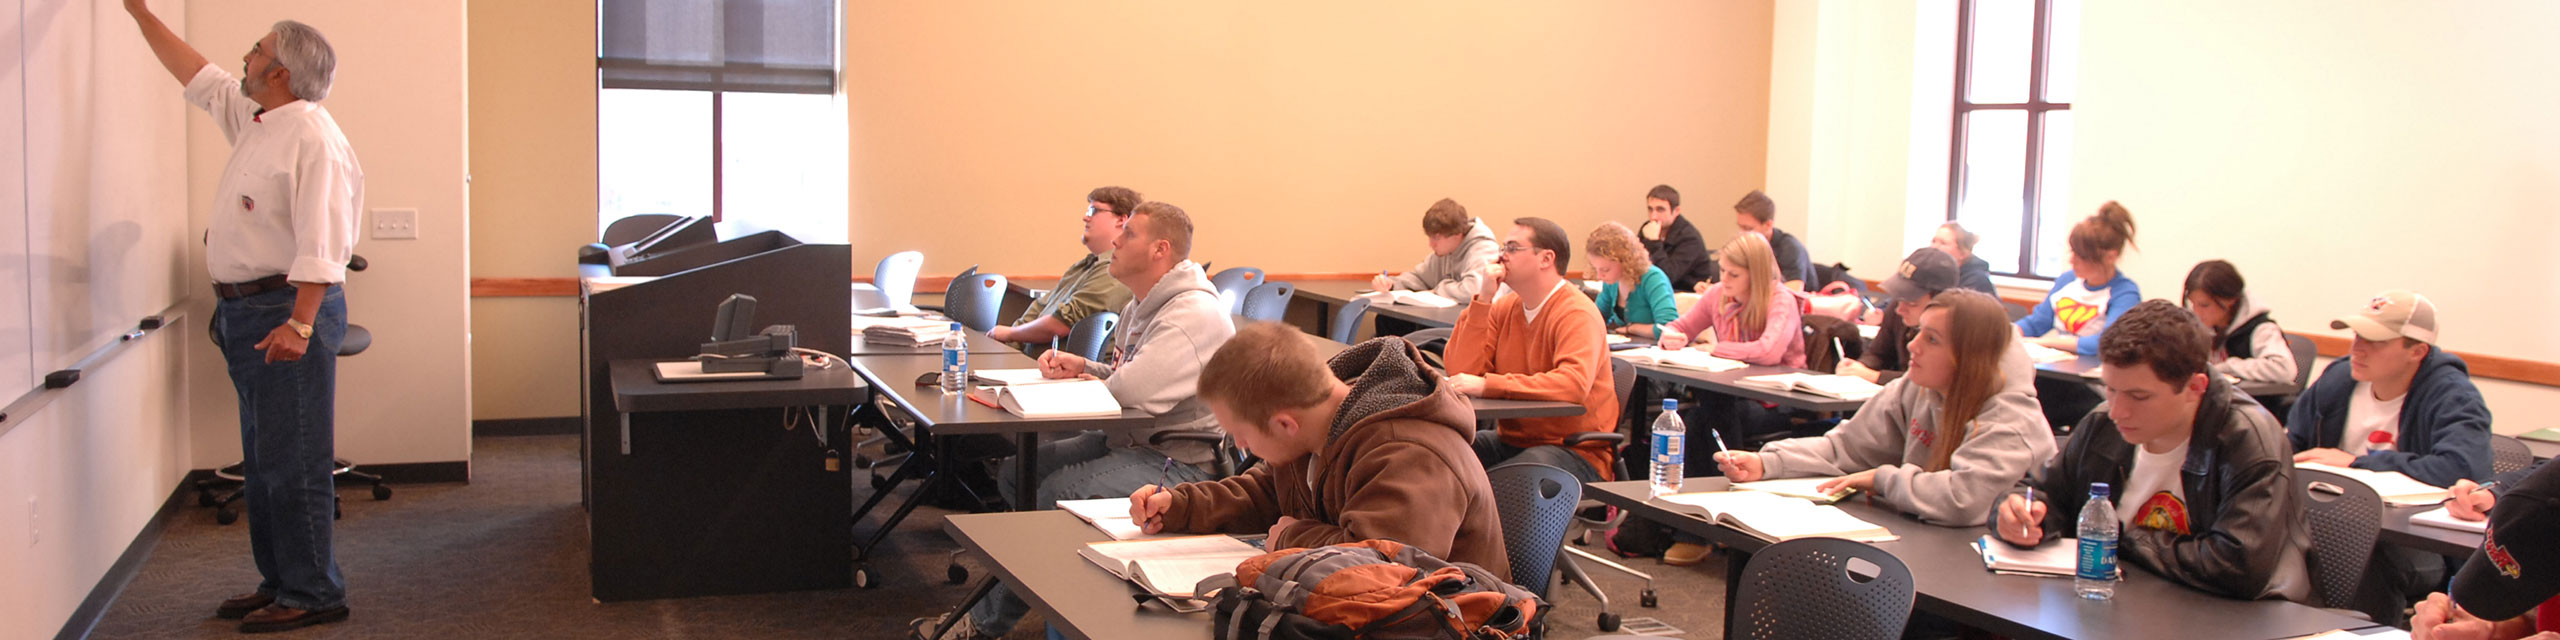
[1297,332,1588,422]
[608,359,870,414]
[946,511,1210,640]
[849,352,1154,435]
[2035,354,2299,398]
[848,324,1021,356]
[2382,504,2482,558]
[2526,436,2560,461]
[1586,479,2375,640]
[1618,358,1872,413]
[1292,280,1468,329]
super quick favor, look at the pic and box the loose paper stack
[1971,535,2079,577]
[856,316,955,347]
[2407,506,2488,534]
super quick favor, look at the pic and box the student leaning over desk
[2015,201,2141,356]
[2180,259,2299,388]
[1994,300,2312,602]
[1372,198,1500,301]
[1127,322,1510,575]
[1716,290,2056,527]
[1587,220,1679,340]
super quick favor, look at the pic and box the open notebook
[1056,497,1177,541]
[1357,290,1459,308]
[1613,348,1747,372]
[969,368,1059,387]
[1078,535,1265,612]
[1654,490,1897,543]
[1972,535,2079,577]
[1732,372,1884,400]
[1731,477,1859,505]
[966,379,1123,419]
[2296,463,2450,506]
[2407,506,2488,534]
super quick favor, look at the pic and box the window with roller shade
[596,0,844,241]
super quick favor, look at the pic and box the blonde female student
[1589,221,1680,339]
[1714,290,2056,526]
[1659,232,1808,367]
[2016,201,2140,354]
[2182,259,2299,386]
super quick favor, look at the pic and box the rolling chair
[850,250,925,313]
[1553,357,1655,631]
[2297,466,2385,621]
[1403,327,1455,369]
[195,255,390,524]
[1728,538,1915,640]
[1209,267,1266,315]
[1238,281,1296,323]
[1487,463,1580,599]
[1328,296,1372,344]
[2490,434,2534,476]
[1058,311,1118,362]
[599,213,683,245]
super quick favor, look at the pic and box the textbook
[968,379,1123,419]
[1357,290,1460,308]
[1731,477,1859,504]
[1971,535,2079,577]
[969,368,1057,387]
[2519,427,2560,443]
[1078,535,1265,611]
[1613,347,1748,372]
[1056,497,1172,541]
[2023,343,2081,364]
[2407,506,2488,534]
[2296,463,2450,506]
[1732,373,1884,401]
[1654,490,1897,543]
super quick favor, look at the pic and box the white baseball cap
[2331,290,2437,344]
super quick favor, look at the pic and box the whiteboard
[17,0,190,381]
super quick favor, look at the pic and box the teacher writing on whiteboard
[126,0,363,633]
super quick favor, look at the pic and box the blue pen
[1158,456,1176,489]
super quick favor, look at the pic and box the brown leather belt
[213,275,293,299]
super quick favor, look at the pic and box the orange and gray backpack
[1197,539,1545,640]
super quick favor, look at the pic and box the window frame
[1947,0,2071,279]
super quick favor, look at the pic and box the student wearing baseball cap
[2413,460,2560,639]
[2287,291,2493,488]
[1838,247,1958,384]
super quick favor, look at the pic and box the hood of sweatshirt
[1321,336,1477,443]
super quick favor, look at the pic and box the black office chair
[1487,463,1578,595]
[2490,434,2534,476]
[2297,467,2384,621]
[1730,538,1915,640]
[1556,358,1655,630]
[195,255,391,524]
[1404,327,1455,369]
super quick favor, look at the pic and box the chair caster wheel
[217,507,240,525]
[1598,612,1621,632]
[372,485,392,501]
[197,492,218,507]
[854,567,876,589]
[1641,589,1658,608]
[947,564,969,584]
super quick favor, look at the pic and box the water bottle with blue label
[1650,399,1684,496]
[940,322,967,393]
[2076,482,2119,600]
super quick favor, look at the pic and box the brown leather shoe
[214,593,274,620]
[238,603,349,634]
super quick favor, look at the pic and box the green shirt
[1598,266,1679,337]
[1019,252,1131,332]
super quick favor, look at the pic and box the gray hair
[269,20,336,101]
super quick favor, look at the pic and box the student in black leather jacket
[1992,300,2312,602]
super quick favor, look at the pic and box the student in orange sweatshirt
[1443,217,1623,483]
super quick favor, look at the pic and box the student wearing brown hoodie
[1130,322,1511,576]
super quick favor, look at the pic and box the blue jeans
[212,285,349,611]
[974,432,1216,635]
[1472,429,1602,485]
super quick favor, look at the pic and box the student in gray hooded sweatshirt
[931,201,1237,640]
[1714,289,2055,526]
[1373,198,1500,301]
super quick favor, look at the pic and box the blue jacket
[2286,349,2493,487]
[2014,272,2141,354]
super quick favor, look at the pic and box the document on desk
[969,368,1058,387]
[1356,290,1459,308]
[2296,463,2450,506]
[2407,506,2488,533]
[1731,477,1858,504]
[2287,628,2411,639]
[1971,535,2078,577]
[1654,490,1896,543]
[1613,347,1747,372]
[972,379,1123,419]
[2023,343,2081,364]
[1732,372,1883,400]
[1079,535,1264,611]
[1057,497,1174,541]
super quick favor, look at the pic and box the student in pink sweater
[1658,232,1810,368]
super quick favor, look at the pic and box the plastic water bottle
[940,322,967,393]
[1650,399,1685,496]
[2076,482,2119,600]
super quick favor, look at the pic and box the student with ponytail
[2017,201,2141,354]
[1714,290,2057,526]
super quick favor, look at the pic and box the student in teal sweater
[1588,221,1680,339]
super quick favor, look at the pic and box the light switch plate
[372,208,420,240]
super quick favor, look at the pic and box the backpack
[1201,539,1545,640]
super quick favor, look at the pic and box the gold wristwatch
[284,319,314,339]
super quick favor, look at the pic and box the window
[1948,0,2077,278]
[596,0,845,243]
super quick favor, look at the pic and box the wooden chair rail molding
[474,273,2558,387]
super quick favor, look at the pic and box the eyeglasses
[1084,205,1114,219]
[1500,244,1535,255]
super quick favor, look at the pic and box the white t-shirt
[2340,381,2406,455]
[2119,438,2194,535]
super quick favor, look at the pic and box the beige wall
[466,0,593,420]
[843,1,1775,279]
[1784,0,2560,427]
[185,1,474,467]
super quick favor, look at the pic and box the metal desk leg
[619,413,632,455]
[1015,432,1040,510]
[1723,549,1747,639]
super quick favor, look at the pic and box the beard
[239,61,277,97]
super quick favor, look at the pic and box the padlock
[825,448,843,472]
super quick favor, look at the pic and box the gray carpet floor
[87,435,1727,639]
